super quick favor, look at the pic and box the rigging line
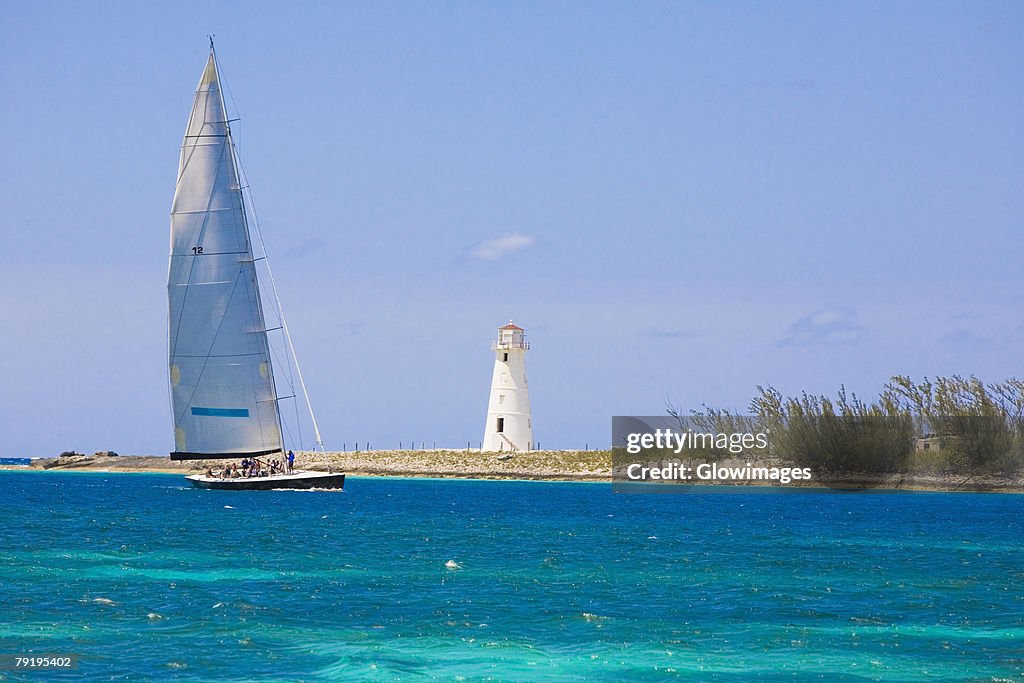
[219,53,243,152]
[234,149,324,451]
[173,352,267,358]
[266,328,304,449]
[177,250,248,256]
[293,388,305,450]
[259,394,297,403]
[286,326,304,449]
[263,313,297,449]
[258,275,303,448]
[215,50,250,168]
[284,334,305,450]
[173,208,234,215]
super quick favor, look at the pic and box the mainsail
[167,45,283,460]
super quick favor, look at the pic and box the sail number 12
[192,246,204,254]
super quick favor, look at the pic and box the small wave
[263,487,346,492]
[445,560,462,570]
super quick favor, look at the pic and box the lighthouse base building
[482,322,533,452]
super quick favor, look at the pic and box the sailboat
[167,42,344,491]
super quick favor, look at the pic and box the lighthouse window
[497,417,505,433]
[502,352,508,362]
[499,395,505,405]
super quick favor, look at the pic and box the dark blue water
[1,470,1022,681]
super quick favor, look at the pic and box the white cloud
[646,328,693,339]
[778,306,865,347]
[469,232,535,260]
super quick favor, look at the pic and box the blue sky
[1,2,1022,456]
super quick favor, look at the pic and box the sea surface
[0,458,31,467]
[1,471,1022,681]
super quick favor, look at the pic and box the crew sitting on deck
[224,457,294,478]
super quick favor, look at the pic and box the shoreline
[2,451,1023,492]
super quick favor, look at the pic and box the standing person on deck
[287,450,295,473]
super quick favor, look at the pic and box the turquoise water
[1,471,1022,681]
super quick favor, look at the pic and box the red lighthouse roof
[499,322,524,331]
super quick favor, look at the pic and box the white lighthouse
[482,322,533,452]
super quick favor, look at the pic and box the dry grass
[298,449,612,480]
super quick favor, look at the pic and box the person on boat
[205,467,213,478]
[287,450,295,473]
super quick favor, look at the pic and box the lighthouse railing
[491,340,530,350]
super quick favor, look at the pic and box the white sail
[167,48,283,460]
